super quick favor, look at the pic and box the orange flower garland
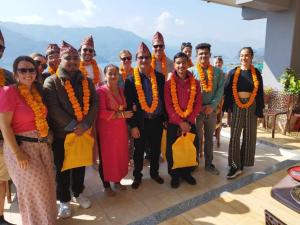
[0,68,5,87]
[197,63,213,92]
[120,65,133,81]
[188,59,194,68]
[232,65,259,109]
[79,59,100,85]
[18,84,49,137]
[48,66,57,75]
[133,67,159,113]
[170,73,197,118]
[151,52,167,77]
[64,78,90,122]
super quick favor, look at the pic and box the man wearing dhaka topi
[43,41,98,219]
[79,35,105,87]
[124,42,166,189]
[151,32,173,80]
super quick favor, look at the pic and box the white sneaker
[72,194,92,209]
[58,202,71,219]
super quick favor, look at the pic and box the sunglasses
[121,56,132,61]
[137,56,150,60]
[153,44,164,49]
[83,48,94,53]
[0,45,5,51]
[17,68,36,74]
[34,60,48,70]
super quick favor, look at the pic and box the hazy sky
[0,0,266,46]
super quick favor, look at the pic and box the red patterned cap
[152,31,164,45]
[60,41,78,57]
[0,29,4,45]
[81,35,94,48]
[136,42,151,56]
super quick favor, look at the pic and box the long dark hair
[239,47,254,58]
[13,56,39,75]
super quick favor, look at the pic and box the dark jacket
[124,69,166,129]
[223,66,265,118]
[43,66,98,138]
[2,68,15,85]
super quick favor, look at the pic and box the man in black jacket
[124,42,166,189]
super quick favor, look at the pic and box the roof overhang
[203,0,291,11]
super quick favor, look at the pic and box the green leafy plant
[264,86,274,95]
[280,68,300,94]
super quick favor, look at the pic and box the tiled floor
[4,131,300,225]
[161,169,299,225]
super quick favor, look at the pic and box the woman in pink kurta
[96,64,133,195]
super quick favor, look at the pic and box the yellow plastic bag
[62,129,95,171]
[172,132,198,169]
[160,129,167,161]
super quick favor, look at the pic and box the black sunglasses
[83,48,94,53]
[17,68,36,74]
[153,44,164,49]
[137,56,150,60]
[0,45,5,51]
[34,60,48,70]
[121,56,132,61]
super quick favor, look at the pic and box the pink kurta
[96,85,129,182]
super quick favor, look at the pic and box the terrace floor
[4,126,300,225]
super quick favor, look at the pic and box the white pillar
[262,0,300,88]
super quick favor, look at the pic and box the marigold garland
[18,84,49,137]
[64,78,90,122]
[188,59,194,68]
[232,65,259,109]
[133,67,159,113]
[151,52,167,77]
[79,59,100,85]
[48,66,57,75]
[170,73,197,118]
[197,63,213,92]
[120,65,133,81]
[0,68,5,88]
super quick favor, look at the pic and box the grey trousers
[196,111,217,167]
[228,99,257,170]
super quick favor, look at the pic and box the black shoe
[182,174,196,185]
[151,175,164,184]
[205,164,220,175]
[131,179,141,189]
[227,167,242,179]
[170,177,180,188]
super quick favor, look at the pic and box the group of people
[0,28,264,225]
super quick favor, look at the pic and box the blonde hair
[119,50,132,59]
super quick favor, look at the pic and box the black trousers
[166,124,199,178]
[133,117,163,180]
[52,137,85,202]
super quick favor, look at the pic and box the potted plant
[264,86,274,104]
[280,68,300,95]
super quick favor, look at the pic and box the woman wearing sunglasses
[0,56,57,225]
[30,53,48,84]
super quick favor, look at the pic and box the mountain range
[0,21,264,70]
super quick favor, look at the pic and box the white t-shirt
[85,64,105,84]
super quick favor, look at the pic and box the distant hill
[0,22,153,69]
[0,21,264,70]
